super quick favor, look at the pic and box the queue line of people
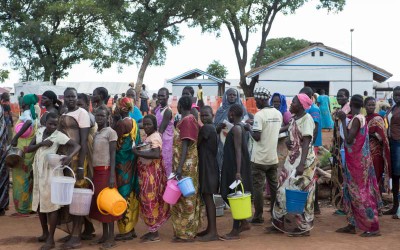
[1,84,398,250]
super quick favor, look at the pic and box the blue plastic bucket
[177,177,195,197]
[285,189,309,214]
[340,148,346,166]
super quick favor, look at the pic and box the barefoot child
[197,106,219,241]
[89,105,119,249]
[26,112,81,250]
[220,104,253,240]
[132,114,170,243]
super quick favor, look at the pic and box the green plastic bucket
[227,183,252,220]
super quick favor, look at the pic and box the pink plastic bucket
[15,123,33,138]
[163,179,181,205]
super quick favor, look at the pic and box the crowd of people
[0,83,397,249]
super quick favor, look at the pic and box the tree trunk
[135,47,155,106]
[43,68,51,82]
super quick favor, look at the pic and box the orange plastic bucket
[97,187,127,216]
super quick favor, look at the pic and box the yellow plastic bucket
[227,183,252,220]
[97,187,127,216]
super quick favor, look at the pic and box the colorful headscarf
[214,88,248,125]
[254,87,271,100]
[297,93,313,110]
[22,94,39,120]
[117,97,133,113]
[270,93,288,115]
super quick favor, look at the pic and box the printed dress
[137,132,170,232]
[272,114,316,234]
[343,114,381,232]
[170,115,201,240]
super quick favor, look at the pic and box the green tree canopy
[207,60,228,79]
[115,0,210,97]
[0,0,120,84]
[250,37,310,68]
[0,68,9,83]
[196,0,346,97]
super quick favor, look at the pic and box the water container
[163,179,181,205]
[286,189,309,214]
[51,166,76,205]
[177,177,195,197]
[227,183,252,220]
[69,177,94,216]
[340,148,346,166]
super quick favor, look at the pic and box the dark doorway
[304,81,330,95]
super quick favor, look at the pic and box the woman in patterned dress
[170,96,201,242]
[336,95,381,237]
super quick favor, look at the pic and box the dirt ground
[1,131,399,250]
[1,201,400,250]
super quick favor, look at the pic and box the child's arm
[60,139,81,166]
[176,139,190,179]
[232,125,242,181]
[109,141,117,188]
[10,120,32,146]
[132,146,161,159]
[25,137,53,153]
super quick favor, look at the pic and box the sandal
[288,231,310,237]
[141,236,161,243]
[360,231,381,237]
[219,234,240,241]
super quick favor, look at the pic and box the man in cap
[245,87,283,224]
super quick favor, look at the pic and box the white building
[167,68,230,96]
[246,43,392,97]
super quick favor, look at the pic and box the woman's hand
[295,162,305,177]
[175,169,182,180]
[40,140,54,148]
[336,111,346,121]
[235,172,242,181]
[216,123,226,133]
[244,123,251,131]
[60,155,72,166]
[109,175,115,188]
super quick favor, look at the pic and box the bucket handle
[83,177,95,194]
[234,182,245,197]
[51,165,76,180]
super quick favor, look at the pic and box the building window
[311,51,315,57]
[320,51,324,56]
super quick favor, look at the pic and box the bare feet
[60,236,81,250]
[219,232,240,241]
[141,232,160,243]
[171,237,194,243]
[382,207,398,215]
[196,233,219,242]
[336,224,356,234]
[196,229,209,237]
[115,230,137,241]
[100,240,117,249]
[58,235,72,243]
[37,233,49,242]
[90,237,107,245]
[39,242,55,250]
[264,226,283,234]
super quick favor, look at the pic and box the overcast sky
[1,0,399,92]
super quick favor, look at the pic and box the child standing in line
[89,105,119,249]
[150,93,158,114]
[197,106,219,241]
[220,104,252,241]
[26,112,81,250]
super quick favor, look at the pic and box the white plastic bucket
[70,177,94,216]
[51,166,76,205]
